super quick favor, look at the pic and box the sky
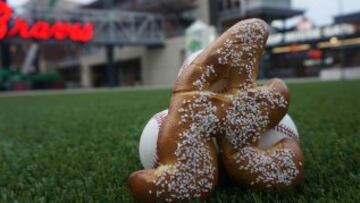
[292,0,360,25]
[7,0,360,26]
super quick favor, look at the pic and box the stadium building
[265,13,360,79]
[59,0,303,88]
[1,0,359,90]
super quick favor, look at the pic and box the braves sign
[0,1,94,42]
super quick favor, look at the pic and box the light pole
[240,0,247,17]
[104,0,117,87]
[0,0,11,69]
[338,0,346,80]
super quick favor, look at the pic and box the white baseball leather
[177,49,203,77]
[258,114,299,149]
[139,110,168,169]
[139,110,299,169]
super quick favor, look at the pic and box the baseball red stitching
[153,112,167,128]
[274,124,299,142]
[151,112,168,168]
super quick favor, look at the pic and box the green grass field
[0,80,359,202]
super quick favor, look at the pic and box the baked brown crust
[128,18,303,202]
[221,137,303,190]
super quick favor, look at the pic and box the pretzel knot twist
[129,18,303,202]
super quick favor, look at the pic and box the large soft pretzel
[129,18,303,202]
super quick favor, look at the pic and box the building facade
[3,0,359,89]
[59,0,304,88]
[57,0,211,88]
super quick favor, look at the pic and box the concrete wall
[143,36,185,86]
[79,36,185,88]
[195,0,210,24]
[320,67,360,80]
[79,46,146,88]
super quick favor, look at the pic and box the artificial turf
[0,80,359,202]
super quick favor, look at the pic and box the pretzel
[219,79,304,189]
[128,18,303,202]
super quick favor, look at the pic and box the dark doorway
[90,58,142,87]
[91,63,107,87]
[117,58,142,86]
[58,65,81,88]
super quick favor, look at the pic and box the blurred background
[0,0,359,91]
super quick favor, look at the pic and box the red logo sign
[0,1,94,42]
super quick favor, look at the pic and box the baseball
[139,109,168,169]
[258,114,299,149]
[139,50,299,169]
[139,110,299,169]
[177,49,203,77]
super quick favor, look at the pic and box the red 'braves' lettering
[69,23,94,42]
[52,22,70,40]
[8,18,31,39]
[0,1,12,39]
[0,1,93,42]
